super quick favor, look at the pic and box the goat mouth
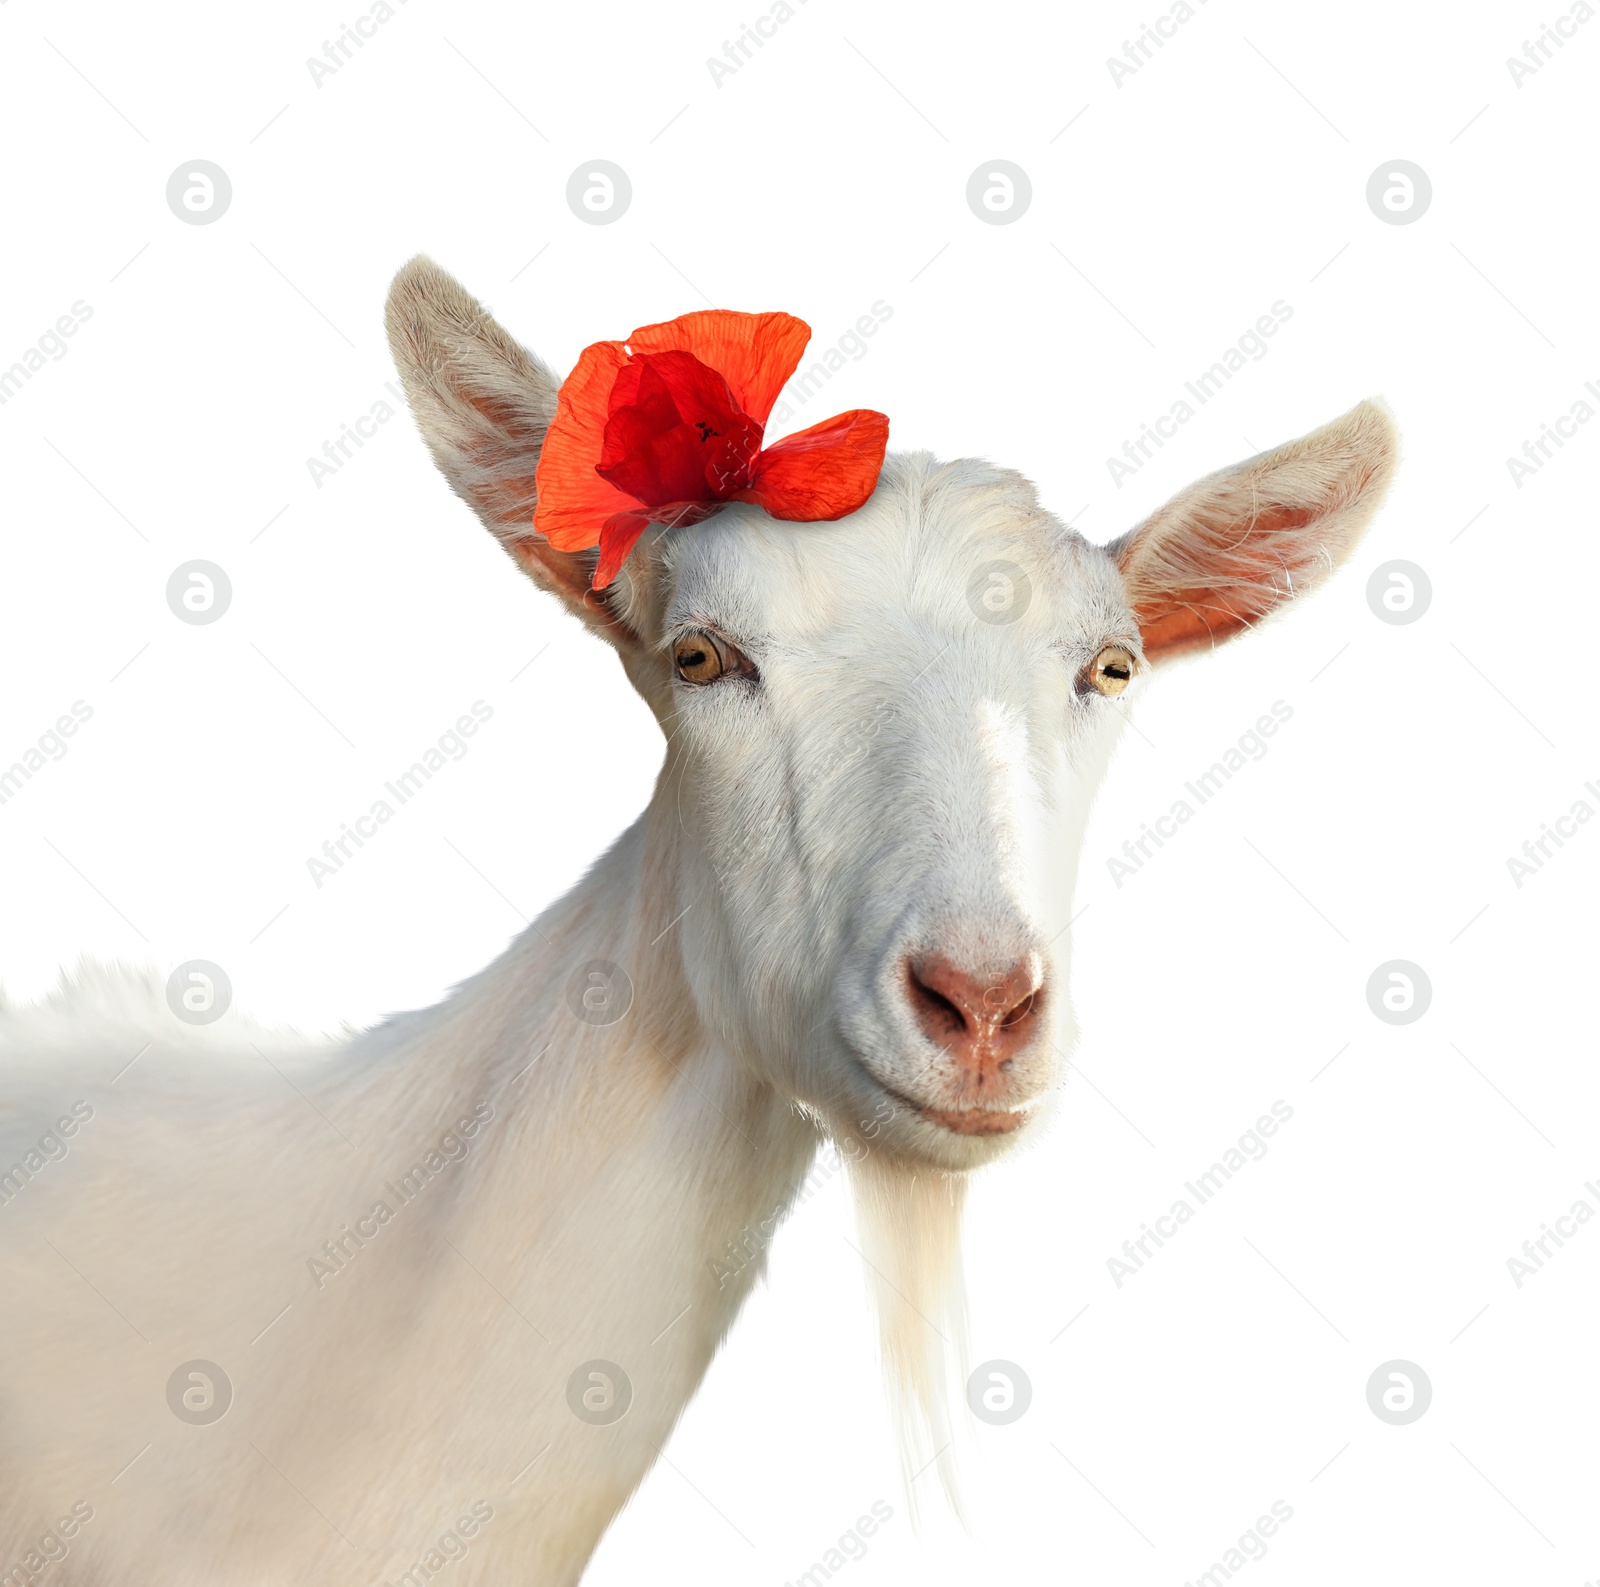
[916,1104,1029,1136]
[870,1075,1034,1137]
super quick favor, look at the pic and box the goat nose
[904,952,1045,1084]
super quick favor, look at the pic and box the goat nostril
[904,953,1044,1052]
[999,987,1040,1028]
[905,964,967,1038]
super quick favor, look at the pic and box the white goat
[0,257,1396,1587]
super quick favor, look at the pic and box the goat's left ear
[384,254,641,650]
[1108,399,1398,661]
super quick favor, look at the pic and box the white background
[2,0,1597,1582]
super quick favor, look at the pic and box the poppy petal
[631,350,743,435]
[595,363,681,473]
[593,512,653,590]
[736,410,890,522]
[598,352,761,508]
[599,427,711,509]
[534,339,641,549]
[627,311,810,428]
[595,367,714,508]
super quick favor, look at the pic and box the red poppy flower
[533,310,890,588]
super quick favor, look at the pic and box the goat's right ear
[1108,399,1398,662]
[384,255,640,649]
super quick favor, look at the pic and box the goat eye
[1082,645,1136,698]
[673,633,725,683]
[672,631,758,686]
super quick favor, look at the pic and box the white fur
[0,259,1397,1586]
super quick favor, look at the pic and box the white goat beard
[845,1149,970,1521]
